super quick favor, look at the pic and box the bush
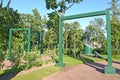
[0,51,4,62]
[64,48,80,58]
[9,50,42,70]
[63,48,68,55]
[42,49,58,63]
[22,51,42,69]
[94,48,107,55]
[112,48,120,55]
[0,51,5,69]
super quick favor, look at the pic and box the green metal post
[56,19,65,67]
[41,30,43,54]
[28,28,31,53]
[38,32,41,53]
[8,29,12,60]
[104,10,116,74]
[22,33,25,52]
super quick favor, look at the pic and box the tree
[84,18,106,48]
[45,0,83,16]
[63,22,70,48]
[44,29,54,49]
[90,18,105,42]
[0,0,20,50]
[108,0,120,49]
[67,21,83,49]
[18,9,44,50]
[45,0,83,50]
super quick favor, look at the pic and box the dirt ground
[43,61,120,80]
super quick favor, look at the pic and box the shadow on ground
[113,61,120,64]
[85,61,120,74]
[85,62,105,73]
[69,54,120,74]
[79,55,105,74]
[0,69,21,80]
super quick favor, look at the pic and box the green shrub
[22,51,42,69]
[0,51,5,69]
[0,51,4,62]
[9,50,42,70]
[65,48,80,58]
[63,48,68,55]
[112,48,120,55]
[94,48,107,55]
[42,49,58,63]
[10,50,22,68]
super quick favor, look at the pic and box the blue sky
[3,0,111,16]
[2,0,111,29]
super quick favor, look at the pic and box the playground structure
[8,28,42,60]
[56,10,116,74]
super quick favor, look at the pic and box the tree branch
[7,0,11,8]
[53,8,62,16]
[65,2,75,11]
[0,0,3,7]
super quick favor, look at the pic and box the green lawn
[112,55,120,60]
[11,66,61,80]
[1,55,120,80]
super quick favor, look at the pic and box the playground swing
[8,28,41,60]
[56,10,116,74]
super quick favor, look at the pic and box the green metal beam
[60,10,107,20]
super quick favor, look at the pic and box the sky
[3,0,111,17]
[2,0,112,29]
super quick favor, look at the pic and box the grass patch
[81,55,104,62]
[112,55,120,60]
[63,54,104,66]
[102,55,120,61]
[11,66,61,80]
[63,55,83,66]
[0,70,4,75]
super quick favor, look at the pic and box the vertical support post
[41,30,43,54]
[38,32,41,53]
[8,29,12,60]
[56,18,65,67]
[22,33,25,52]
[104,10,116,74]
[28,28,31,53]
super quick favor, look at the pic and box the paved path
[43,61,120,80]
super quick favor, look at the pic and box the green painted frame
[8,28,31,60]
[56,10,116,74]
[21,32,41,52]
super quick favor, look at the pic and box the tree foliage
[0,0,20,50]
[84,18,106,49]
[109,0,120,49]
[45,0,83,16]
